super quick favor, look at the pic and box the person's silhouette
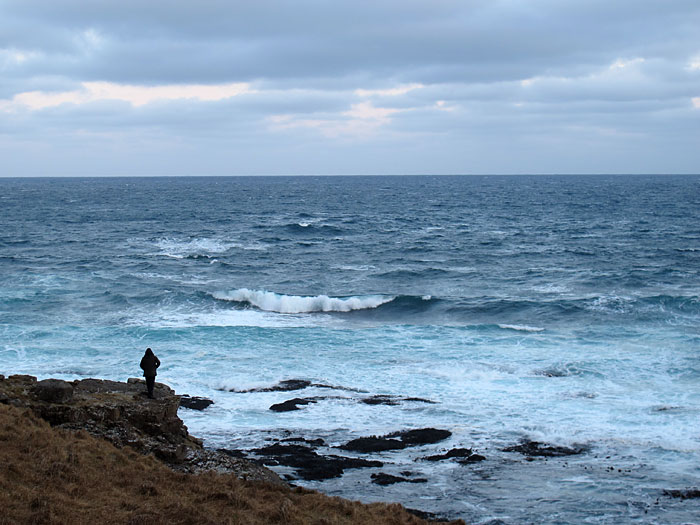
[139,347,161,399]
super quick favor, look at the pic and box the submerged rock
[280,437,326,446]
[664,488,700,500]
[503,440,588,457]
[361,395,436,406]
[232,379,363,394]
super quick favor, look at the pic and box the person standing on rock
[139,348,161,399]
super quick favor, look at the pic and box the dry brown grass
[0,404,463,525]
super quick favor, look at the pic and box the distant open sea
[1,175,699,523]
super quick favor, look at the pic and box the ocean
[1,175,699,523]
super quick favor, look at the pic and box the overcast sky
[1,0,699,176]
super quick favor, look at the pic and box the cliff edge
[0,373,280,484]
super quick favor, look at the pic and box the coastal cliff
[0,374,460,524]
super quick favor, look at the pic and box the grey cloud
[4,0,700,88]
[1,0,699,175]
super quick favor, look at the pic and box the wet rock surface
[341,436,406,453]
[340,428,452,453]
[389,428,452,446]
[422,447,486,463]
[371,472,428,485]
[253,442,382,481]
[179,395,214,410]
[231,379,362,393]
[503,440,588,457]
[0,374,281,484]
[269,397,318,412]
[361,394,436,405]
[664,488,700,500]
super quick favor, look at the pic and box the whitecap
[498,324,545,333]
[212,288,395,314]
[154,237,265,258]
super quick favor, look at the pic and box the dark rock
[0,374,4,381]
[234,379,313,393]
[654,405,682,412]
[371,473,428,486]
[534,368,569,377]
[340,436,406,453]
[280,437,325,447]
[32,379,74,403]
[265,379,311,391]
[361,395,436,406]
[402,397,437,404]
[503,440,588,457]
[216,448,248,459]
[664,488,700,500]
[253,443,381,480]
[341,428,452,453]
[362,395,400,406]
[179,395,214,410]
[405,508,444,522]
[422,447,485,463]
[388,428,452,446]
[270,397,316,412]
[231,379,364,393]
[459,453,486,464]
[9,374,37,383]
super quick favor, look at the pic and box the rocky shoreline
[5,373,697,523]
[0,373,470,523]
[0,374,281,484]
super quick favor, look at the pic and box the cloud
[355,84,424,98]
[1,81,253,111]
[1,0,700,175]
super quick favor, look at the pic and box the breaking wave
[212,289,395,313]
[498,324,545,332]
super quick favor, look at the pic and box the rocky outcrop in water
[341,428,452,453]
[0,374,280,484]
[179,395,214,410]
[230,379,363,393]
[252,442,382,481]
[371,472,428,485]
[503,440,588,457]
[664,488,700,500]
[421,447,486,463]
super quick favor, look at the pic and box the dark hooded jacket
[140,349,160,378]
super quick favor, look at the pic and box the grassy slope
[0,404,462,525]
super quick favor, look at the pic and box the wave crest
[212,289,395,314]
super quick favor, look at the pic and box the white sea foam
[212,289,394,313]
[498,324,545,332]
[155,237,266,258]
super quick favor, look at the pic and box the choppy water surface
[1,175,699,523]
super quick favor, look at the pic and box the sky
[1,0,699,176]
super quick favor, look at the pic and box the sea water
[1,175,699,523]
